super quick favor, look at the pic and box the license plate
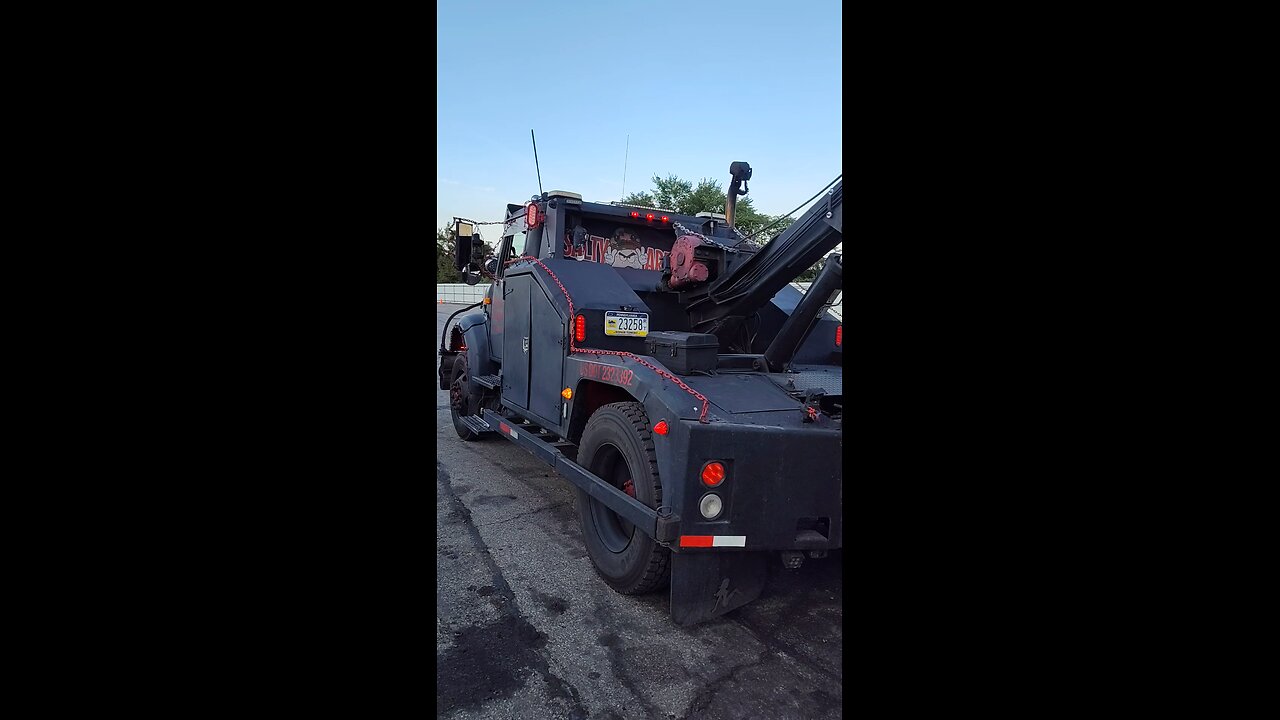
[604,311,648,337]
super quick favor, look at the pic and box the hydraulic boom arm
[678,173,843,335]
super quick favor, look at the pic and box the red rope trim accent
[512,255,711,423]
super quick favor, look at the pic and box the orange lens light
[701,462,726,487]
[561,387,573,399]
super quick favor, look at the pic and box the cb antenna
[530,129,544,196]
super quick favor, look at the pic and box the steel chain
[512,255,711,423]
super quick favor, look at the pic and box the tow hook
[780,551,805,569]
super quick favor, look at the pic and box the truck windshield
[562,219,672,271]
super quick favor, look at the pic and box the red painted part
[668,235,710,289]
[679,535,714,548]
[514,255,711,423]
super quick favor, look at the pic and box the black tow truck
[439,162,842,625]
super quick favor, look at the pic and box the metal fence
[436,283,489,304]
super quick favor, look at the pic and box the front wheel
[576,402,670,594]
[449,353,485,441]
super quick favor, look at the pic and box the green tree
[621,173,807,255]
[436,224,458,283]
[622,174,794,242]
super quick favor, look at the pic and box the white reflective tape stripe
[711,536,746,547]
[510,429,518,439]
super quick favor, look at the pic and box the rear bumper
[660,420,843,552]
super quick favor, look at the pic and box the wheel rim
[589,443,636,554]
[450,370,467,416]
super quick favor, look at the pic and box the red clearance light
[661,216,669,222]
[527,202,541,228]
[653,420,669,435]
[574,314,586,342]
[836,324,842,347]
[630,211,639,218]
[701,462,726,487]
[646,213,654,221]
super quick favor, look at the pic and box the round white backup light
[699,494,723,520]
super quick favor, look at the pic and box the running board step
[473,374,501,389]
[459,415,492,434]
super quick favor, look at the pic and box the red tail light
[574,314,585,342]
[630,211,639,218]
[653,420,669,435]
[701,462,725,487]
[646,213,654,221]
[527,202,541,228]
[661,216,669,222]
[836,325,842,347]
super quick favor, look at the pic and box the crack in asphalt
[678,648,773,720]
[730,608,842,686]
[476,502,571,527]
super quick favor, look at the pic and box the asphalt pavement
[436,303,843,719]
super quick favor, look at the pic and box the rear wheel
[577,402,670,594]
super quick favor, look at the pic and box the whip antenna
[530,129,544,196]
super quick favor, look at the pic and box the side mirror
[453,220,474,272]
[462,271,481,286]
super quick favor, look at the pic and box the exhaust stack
[725,161,752,229]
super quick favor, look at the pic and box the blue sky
[437,0,841,232]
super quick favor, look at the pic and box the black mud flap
[669,551,768,626]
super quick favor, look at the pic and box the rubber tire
[449,353,484,441]
[576,402,671,594]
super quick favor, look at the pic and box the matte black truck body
[440,165,842,625]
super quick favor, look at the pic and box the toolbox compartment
[644,331,719,375]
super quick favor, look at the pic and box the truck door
[501,274,532,411]
[488,223,528,365]
[528,280,566,424]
